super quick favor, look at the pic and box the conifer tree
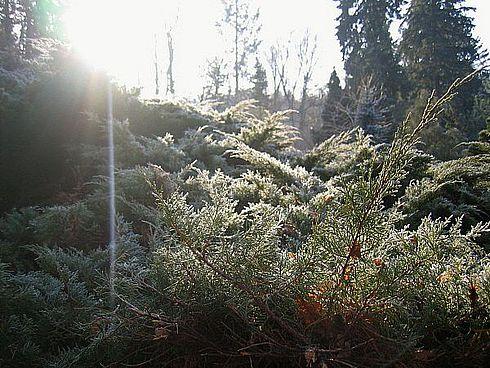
[326,68,342,102]
[353,76,392,142]
[334,0,405,99]
[34,0,64,38]
[317,69,393,143]
[400,0,487,137]
[18,0,44,57]
[250,58,268,105]
[316,69,345,141]
[321,68,343,122]
[1,52,490,366]
[400,0,484,94]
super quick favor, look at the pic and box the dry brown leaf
[305,348,317,367]
[154,326,169,340]
[373,258,383,267]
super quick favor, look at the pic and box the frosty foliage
[0,65,489,367]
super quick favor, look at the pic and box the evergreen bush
[1,71,489,367]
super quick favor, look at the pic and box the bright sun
[64,0,170,78]
[62,0,221,96]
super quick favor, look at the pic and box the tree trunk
[153,34,160,95]
[166,30,175,95]
[234,0,239,95]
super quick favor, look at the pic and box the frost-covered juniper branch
[337,70,483,285]
[226,139,325,201]
[155,191,308,344]
[234,109,300,155]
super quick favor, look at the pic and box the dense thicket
[1,1,489,367]
[1,42,489,367]
[0,44,214,212]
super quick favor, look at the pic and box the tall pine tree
[321,69,343,124]
[334,0,405,100]
[400,0,487,138]
[316,68,345,142]
[250,57,268,105]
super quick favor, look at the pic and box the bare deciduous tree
[165,10,179,96]
[267,31,318,126]
[203,57,228,99]
[218,0,262,96]
[297,31,318,128]
[165,25,175,95]
[266,31,318,148]
[267,45,281,110]
[153,33,160,95]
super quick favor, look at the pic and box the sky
[64,0,490,100]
